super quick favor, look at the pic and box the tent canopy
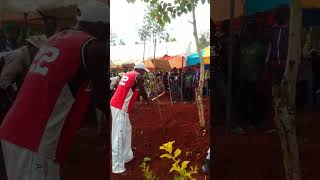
[186,47,210,67]
[157,55,186,69]
[111,41,195,65]
[212,0,320,21]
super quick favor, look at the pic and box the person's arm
[83,40,108,113]
[136,74,151,103]
[0,50,24,91]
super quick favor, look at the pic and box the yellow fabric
[203,47,210,58]
[302,0,320,8]
[203,47,210,64]
[204,57,210,64]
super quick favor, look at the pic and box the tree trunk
[191,1,205,128]
[153,33,157,71]
[143,41,146,61]
[273,0,302,180]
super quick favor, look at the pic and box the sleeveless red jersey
[110,71,140,112]
[0,30,96,163]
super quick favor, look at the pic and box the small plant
[140,157,159,180]
[159,141,198,180]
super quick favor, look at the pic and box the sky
[110,0,210,46]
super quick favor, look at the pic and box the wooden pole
[226,0,235,134]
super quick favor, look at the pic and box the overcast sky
[110,0,210,45]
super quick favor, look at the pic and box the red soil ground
[59,95,210,180]
[110,96,210,180]
[213,106,320,180]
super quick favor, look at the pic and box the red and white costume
[110,71,140,173]
[0,30,95,180]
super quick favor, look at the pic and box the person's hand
[146,98,152,104]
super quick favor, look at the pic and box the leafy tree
[110,31,118,46]
[111,30,126,46]
[165,33,177,42]
[119,39,126,45]
[198,32,209,49]
[138,5,167,63]
[128,0,209,128]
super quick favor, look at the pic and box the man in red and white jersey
[110,62,151,174]
[0,1,108,180]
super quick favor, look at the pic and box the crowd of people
[212,6,320,134]
[144,65,209,102]
[111,65,210,103]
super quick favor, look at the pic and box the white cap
[134,62,149,72]
[77,1,109,24]
[25,35,48,49]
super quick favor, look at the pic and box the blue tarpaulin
[244,0,289,15]
[244,0,320,26]
[187,51,203,66]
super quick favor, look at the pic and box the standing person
[265,7,289,104]
[156,71,164,94]
[163,72,169,92]
[5,23,20,50]
[0,35,47,120]
[0,35,47,92]
[170,67,180,102]
[0,35,47,179]
[219,20,243,134]
[0,1,109,179]
[110,73,123,92]
[110,62,152,174]
[239,20,267,130]
[0,30,11,53]
[183,67,194,102]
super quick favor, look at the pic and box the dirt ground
[213,106,320,180]
[110,96,211,180]
[60,95,210,180]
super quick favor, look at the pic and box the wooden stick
[152,91,165,101]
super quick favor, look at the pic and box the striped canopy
[186,47,210,67]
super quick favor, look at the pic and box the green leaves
[187,3,192,12]
[140,160,159,180]
[150,0,157,5]
[134,0,208,28]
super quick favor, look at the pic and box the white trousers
[111,106,133,174]
[206,148,210,160]
[1,139,60,180]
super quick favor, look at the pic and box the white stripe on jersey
[122,88,133,112]
[37,84,75,159]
